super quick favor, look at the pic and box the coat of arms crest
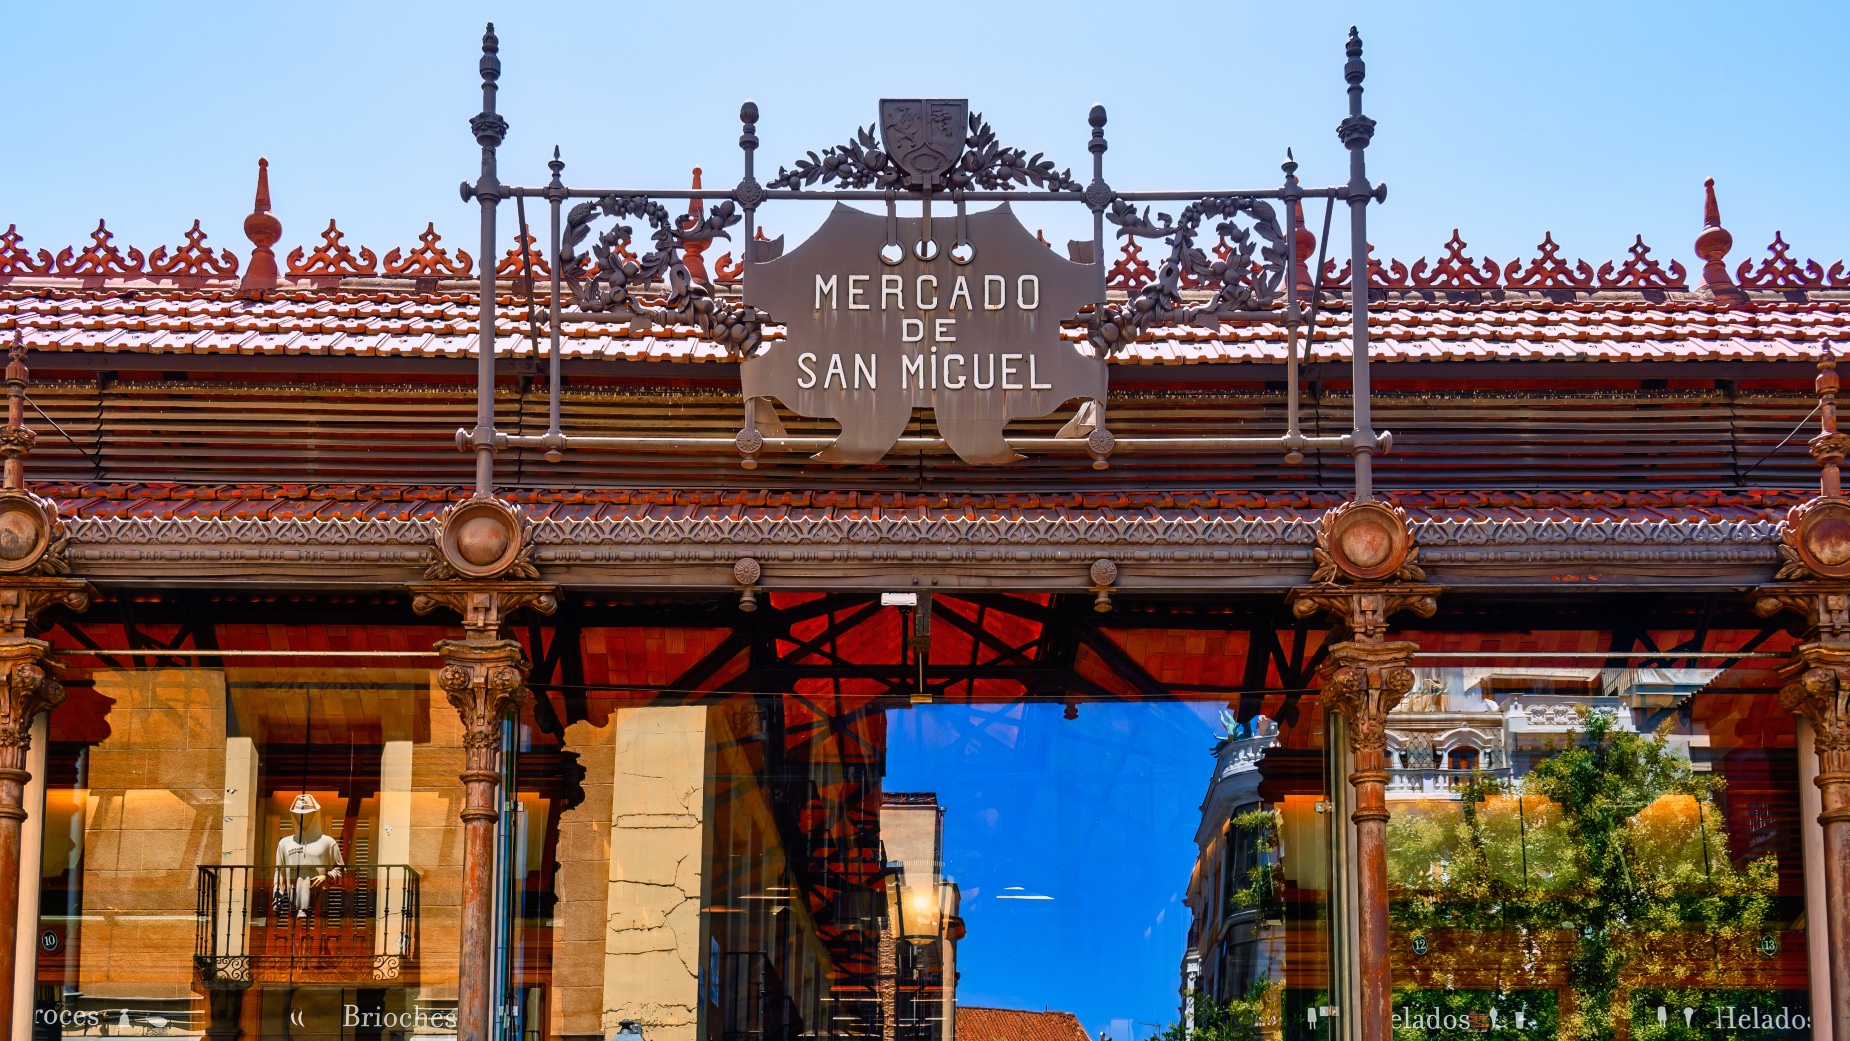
[879,99,969,189]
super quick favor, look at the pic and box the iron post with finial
[544,146,566,459]
[1282,149,1306,463]
[1817,340,1844,498]
[1084,103,1111,306]
[2,335,32,494]
[463,22,508,498]
[1338,27,1384,502]
[455,33,512,1041]
[738,101,762,264]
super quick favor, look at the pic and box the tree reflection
[1387,710,1778,1041]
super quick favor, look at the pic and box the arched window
[1447,747,1479,771]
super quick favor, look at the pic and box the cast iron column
[1754,342,1850,1039]
[1777,636,1850,1041]
[1292,501,1436,1041]
[0,338,88,1032]
[413,582,555,1041]
[1320,614,1415,1041]
[0,630,65,1029]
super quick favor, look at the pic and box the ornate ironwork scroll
[1086,196,1288,356]
[558,194,764,358]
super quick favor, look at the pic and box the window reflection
[1384,670,1809,1040]
[22,659,1815,1041]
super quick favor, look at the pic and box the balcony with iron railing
[1385,766,1515,800]
[194,864,419,986]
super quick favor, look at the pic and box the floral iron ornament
[426,495,539,582]
[768,104,1083,193]
[560,192,765,359]
[1309,499,1424,584]
[1088,194,1288,357]
[1291,500,1435,641]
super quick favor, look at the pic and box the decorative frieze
[58,509,1783,550]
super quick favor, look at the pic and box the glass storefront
[19,645,1817,1041]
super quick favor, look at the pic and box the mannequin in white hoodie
[272,793,344,918]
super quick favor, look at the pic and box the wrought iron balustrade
[194,864,420,985]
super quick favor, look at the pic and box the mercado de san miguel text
[0,22,1846,1041]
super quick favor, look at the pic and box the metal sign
[743,203,1102,465]
[470,29,1388,494]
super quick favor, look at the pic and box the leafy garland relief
[768,111,1082,193]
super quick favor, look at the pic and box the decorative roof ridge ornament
[237,158,281,298]
[149,220,239,279]
[1502,232,1594,291]
[0,226,51,278]
[1695,178,1748,307]
[383,224,473,278]
[287,219,378,277]
[1595,236,1687,292]
[52,220,145,278]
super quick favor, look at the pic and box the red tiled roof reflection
[956,1007,1092,1041]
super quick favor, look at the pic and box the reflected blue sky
[884,701,1225,1041]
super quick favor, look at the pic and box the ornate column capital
[0,636,63,777]
[1320,639,1419,757]
[1779,644,1850,760]
[434,637,530,820]
[0,577,88,639]
[435,638,531,736]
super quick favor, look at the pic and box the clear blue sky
[5,1,1848,277]
[885,702,1224,1041]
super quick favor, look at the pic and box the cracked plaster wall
[602,706,711,1041]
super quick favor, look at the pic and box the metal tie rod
[488,430,1373,458]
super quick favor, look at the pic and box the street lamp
[893,874,944,945]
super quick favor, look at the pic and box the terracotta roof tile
[4,281,1850,366]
